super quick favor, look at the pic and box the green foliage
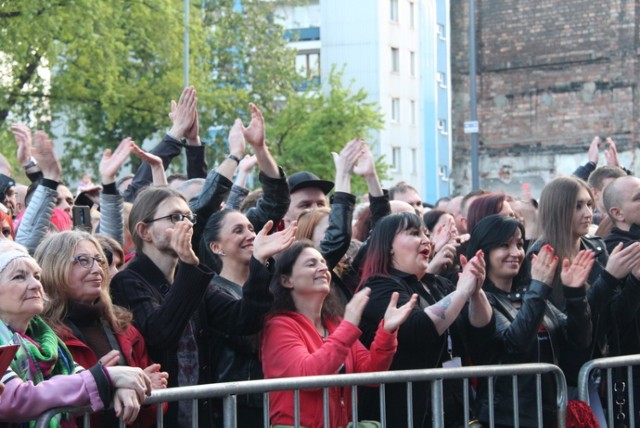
[270,67,386,196]
[0,0,385,193]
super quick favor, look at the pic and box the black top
[358,269,492,427]
[111,253,272,427]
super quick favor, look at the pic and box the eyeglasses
[73,254,105,269]
[147,213,197,225]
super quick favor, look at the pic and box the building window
[438,119,448,135]
[436,71,446,88]
[392,147,401,171]
[391,47,400,73]
[410,51,416,76]
[295,50,320,79]
[391,98,400,122]
[390,0,399,22]
[411,148,417,174]
[410,100,416,125]
[409,1,415,29]
[437,23,446,40]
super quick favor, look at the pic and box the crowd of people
[0,85,639,428]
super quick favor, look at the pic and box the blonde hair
[295,207,331,241]
[34,231,132,338]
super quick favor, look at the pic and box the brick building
[450,0,639,199]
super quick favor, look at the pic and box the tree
[269,67,386,195]
[197,0,303,167]
[1,0,206,177]
[0,0,300,179]
[1,1,385,190]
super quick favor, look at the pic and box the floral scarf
[0,316,76,427]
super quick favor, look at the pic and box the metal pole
[183,0,190,88]
[468,0,479,190]
[183,0,190,174]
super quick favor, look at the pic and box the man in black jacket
[111,186,279,427]
[602,175,640,422]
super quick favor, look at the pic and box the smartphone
[72,205,92,232]
[0,344,19,376]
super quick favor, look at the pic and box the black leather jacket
[193,167,290,269]
[123,134,207,202]
[528,235,620,358]
[321,191,356,303]
[603,225,640,358]
[470,280,591,426]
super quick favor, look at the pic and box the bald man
[603,176,640,252]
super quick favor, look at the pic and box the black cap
[0,174,15,199]
[287,171,334,195]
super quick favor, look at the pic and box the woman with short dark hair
[466,215,593,426]
[357,212,492,427]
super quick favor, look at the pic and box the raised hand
[332,139,365,193]
[228,118,247,158]
[252,220,297,264]
[604,137,621,168]
[432,219,457,253]
[241,103,266,149]
[167,86,197,140]
[427,242,456,274]
[10,123,32,166]
[166,221,199,265]
[605,242,640,279]
[100,137,135,184]
[353,144,376,178]
[530,244,558,285]
[343,287,371,327]
[131,143,168,186]
[561,249,595,288]
[457,250,486,296]
[185,105,200,145]
[332,139,365,174]
[588,136,601,165]
[144,363,169,390]
[113,388,141,425]
[32,130,61,181]
[238,154,258,175]
[383,291,418,333]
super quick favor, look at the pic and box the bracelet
[23,157,38,170]
[227,154,241,165]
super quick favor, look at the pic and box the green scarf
[0,316,77,428]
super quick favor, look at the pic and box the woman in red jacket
[261,240,417,428]
[35,230,168,427]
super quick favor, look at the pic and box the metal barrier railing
[578,354,640,428]
[36,363,567,428]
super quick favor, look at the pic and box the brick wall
[450,0,639,198]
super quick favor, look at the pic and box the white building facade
[277,0,452,204]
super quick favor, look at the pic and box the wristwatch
[23,157,38,170]
[227,154,241,164]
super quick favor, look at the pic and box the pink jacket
[261,311,397,428]
[0,368,103,423]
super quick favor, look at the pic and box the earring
[218,251,226,257]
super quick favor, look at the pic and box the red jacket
[261,311,397,428]
[63,323,161,427]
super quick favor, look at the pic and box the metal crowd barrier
[36,363,567,428]
[578,354,640,428]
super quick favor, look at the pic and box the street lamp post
[468,0,479,190]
